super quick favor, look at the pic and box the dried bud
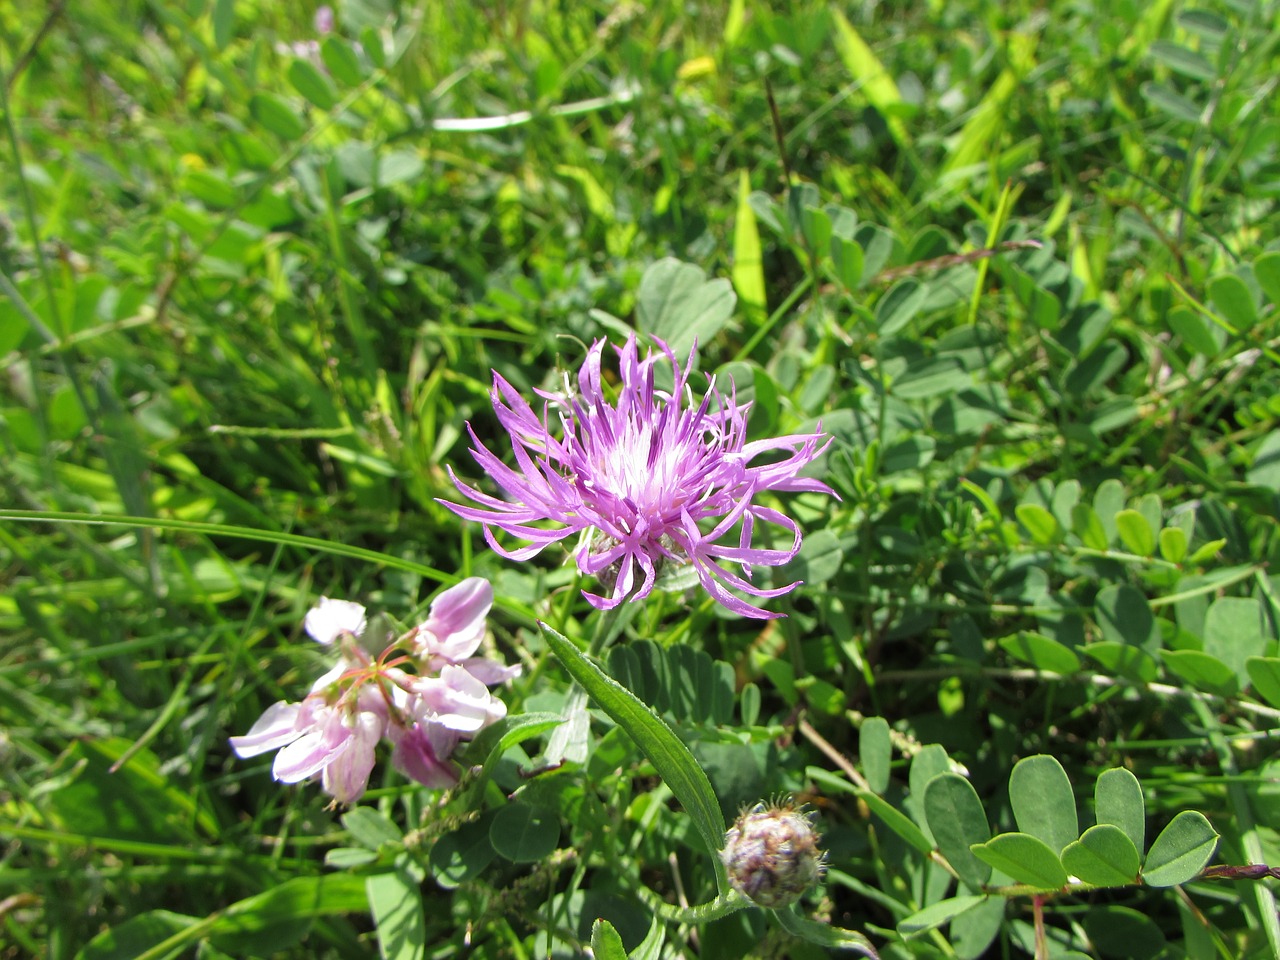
[720,799,826,908]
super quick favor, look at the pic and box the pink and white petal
[391,722,460,789]
[421,577,492,658]
[304,597,368,646]
[459,657,522,686]
[320,711,383,803]
[228,701,302,757]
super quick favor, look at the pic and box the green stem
[1190,698,1280,956]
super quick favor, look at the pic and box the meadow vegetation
[3,0,1280,957]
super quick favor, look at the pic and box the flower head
[721,799,827,908]
[230,584,518,804]
[441,335,835,618]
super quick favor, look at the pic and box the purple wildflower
[441,334,835,619]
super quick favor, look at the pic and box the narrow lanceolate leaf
[1009,755,1078,854]
[898,895,988,938]
[830,9,909,150]
[1095,767,1145,853]
[971,833,1069,891]
[857,789,934,855]
[775,906,880,957]
[924,773,992,892]
[1142,811,1219,887]
[733,169,767,316]
[539,623,728,870]
[1061,825,1142,887]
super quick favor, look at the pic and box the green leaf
[540,623,728,868]
[876,278,928,336]
[880,435,936,474]
[1082,642,1160,682]
[1167,306,1221,356]
[898,895,988,938]
[321,36,367,87]
[857,788,934,855]
[367,870,425,960]
[1248,431,1280,490]
[1159,526,1188,563]
[212,0,235,51]
[288,58,340,110]
[1115,509,1156,556]
[860,716,892,794]
[48,739,211,844]
[490,804,559,863]
[1141,811,1219,887]
[782,527,844,586]
[360,25,386,67]
[970,833,1069,890]
[907,744,951,841]
[212,875,368,953]
[999,632,1081,674]
[590,919,628,960]
[1016,503,1060,545]
[1160,649,1239,697]
[635,258,737,358]
[1009,755,1078,854]
[249,92,308,140]
[1203,596,1267,687]
[1177,8,1229,40]
[1141,81,1202,124]
[1095,584,1159,651]
[1246,657,1280,708]
[76,910,198,960]
[459,711,564,766]
[428,815,497,889]
[630,916,666,960]
[774,905,879,956]
[949,896,1004,959]
[1071,503,1110,550]
[1096,768,1145,853]
[342,807,403,851]
[1186,537,1227,565]
[830,9,910,151]
[1061,825,1141,887]
[1084,905,1166,960]
[1254,252,1280,307]
[733,170,766,315]
[892,358,970,399]
[830,234,864,291]
[1148,40,1216,81]
[1208,273,1258,329]
[924,773,992,892]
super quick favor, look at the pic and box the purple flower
[441,335,835,618]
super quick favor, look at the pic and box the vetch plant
[231,579,518,803]
[442,334,836,618]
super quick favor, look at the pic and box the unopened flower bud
[720,800,826,908]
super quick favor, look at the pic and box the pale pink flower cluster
[230,578,518,803]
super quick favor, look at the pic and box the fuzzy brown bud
[720,800,826,908]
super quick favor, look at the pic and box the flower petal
[304,597,367,646]
[229,701,302,758]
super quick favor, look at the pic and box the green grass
[3,0,1280,958]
